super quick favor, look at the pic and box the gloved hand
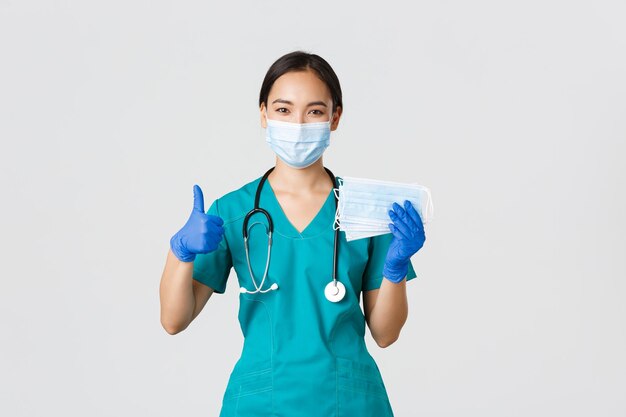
[383,200,426,283]
[170,184,225,262]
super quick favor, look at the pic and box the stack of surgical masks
[333,176,434,241]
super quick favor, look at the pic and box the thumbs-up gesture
[170,185,225,262]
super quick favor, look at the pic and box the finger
[406,202,424,230]
[403,200,423,231]
[209,221,224,232]
[389,223,408,241]
[390,206,411,236]
[389,210,410,240]
[193,184,205,213]
[208,215,224,226]
[393,201,415,232]
[208,222,225,237]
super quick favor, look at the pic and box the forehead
[268,69,331,102]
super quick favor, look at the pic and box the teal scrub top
[193,174,418,417]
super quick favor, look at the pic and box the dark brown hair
[258,50,343,114]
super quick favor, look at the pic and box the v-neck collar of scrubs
[260,177,336,239]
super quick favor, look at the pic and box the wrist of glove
[383,259,409,283]
[170,233,196,263]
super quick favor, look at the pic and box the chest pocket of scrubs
[336,356,394,417]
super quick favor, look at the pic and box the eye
[309,109,324,115]
[276,107,289,113]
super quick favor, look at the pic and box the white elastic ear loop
[425,189,434,222]
[333,200,341,230]
[265,107,281,125]
[332,185,343,231]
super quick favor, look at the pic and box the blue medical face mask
[264,108,332,169]
[333,176,434,241]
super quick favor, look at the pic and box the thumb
[192,184,205,213]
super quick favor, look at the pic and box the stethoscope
[240,166,346,303]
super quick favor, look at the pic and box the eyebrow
[271,98,328,107]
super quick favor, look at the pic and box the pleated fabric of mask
[264,109,332,169]
[333,176,434,241]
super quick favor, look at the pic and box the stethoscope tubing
[241,166,340,294]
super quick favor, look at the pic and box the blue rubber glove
[383,200,426,283]
[170,184,225,262]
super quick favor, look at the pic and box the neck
[268,157,332,194]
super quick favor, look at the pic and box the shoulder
[213,175,263,224]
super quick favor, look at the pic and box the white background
[1,1,625,415]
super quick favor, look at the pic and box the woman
[160,50,426,417]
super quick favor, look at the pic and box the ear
[330,106,342,131]
[260,103,267,128]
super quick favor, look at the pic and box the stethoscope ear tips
[239,287,247,293]
[270,283,278,290]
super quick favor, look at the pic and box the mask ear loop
[424,188,434,223]
[333,204,341,231]
[333,180,344,231]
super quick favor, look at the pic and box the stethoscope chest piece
[324,280,346,303]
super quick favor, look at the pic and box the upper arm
[363,288,379,326]
[191,279,215,321]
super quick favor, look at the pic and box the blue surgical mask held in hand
[333,176,434,241]
[333,176,432,283]
[264,108,332,168]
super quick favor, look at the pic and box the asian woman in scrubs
[159,50,426,417]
